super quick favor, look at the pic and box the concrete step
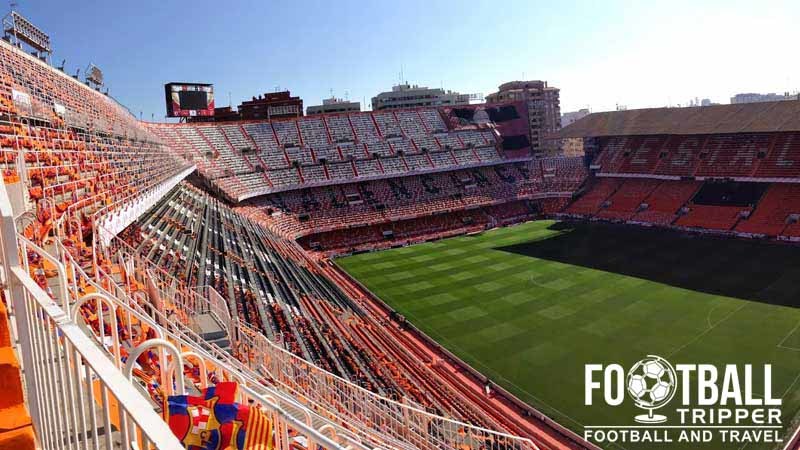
[195,313,226,341]
[208,336,231,353]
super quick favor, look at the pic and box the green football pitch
[337,220,800,450]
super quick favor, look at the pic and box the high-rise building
[238,90,303,120]
[307,97,361,115]
[730,92,798,104]
[485,80,561,154]
[371,83,469,111]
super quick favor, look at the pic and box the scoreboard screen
[164,83,214,117]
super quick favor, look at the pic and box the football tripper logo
[626,355,678,423]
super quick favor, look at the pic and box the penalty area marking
[669,303,747,358]
[776,318,800,352]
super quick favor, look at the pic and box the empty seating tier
[567,127,800,239]
[594,179,660,221]
[236,162,585,243]
[147,106,534,201]
[565,178,622,216]
[591,132,800,180]
[633,180,700,225]
[675,204,748,230]
[735,184,800,236]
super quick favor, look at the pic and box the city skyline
[19,0,800,120]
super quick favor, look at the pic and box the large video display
[164,83,214,117]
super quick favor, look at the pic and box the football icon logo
[626,355,678,423]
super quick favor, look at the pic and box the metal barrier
[0,180,183,450]
[10,266,184,450]
[98,222,539,450]
[5,186,372,450]
[85,244,408,450]
[59,210,385,450]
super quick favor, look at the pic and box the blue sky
[20,0,800,120]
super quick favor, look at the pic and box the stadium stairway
[195,312,231,351]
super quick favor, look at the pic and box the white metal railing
[59,203,387,450]
[11,269,184,450]
[96,215,539,450]
[67,245,383,450]
[89,240,413,450]
[0,178,182,450]
[5,185,374,450]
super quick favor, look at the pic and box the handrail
[8,264,184,450]
[123,338,186,395]
[71,293,123,369]
[96,201,539,450]
[34,191,376,450]
[17,234,69,311]
[59,239,376,450]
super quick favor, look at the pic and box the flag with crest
[166,382,273,450]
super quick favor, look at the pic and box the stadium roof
[554,100,800,138]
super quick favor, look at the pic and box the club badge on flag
[166,382,273,450]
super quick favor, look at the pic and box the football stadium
[0,4,798,450]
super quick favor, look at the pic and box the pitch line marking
[781,364,800,398]
[776,318,800,352]
[668,302,747,358]
[705,302,727,329]
[762,317,800,450]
